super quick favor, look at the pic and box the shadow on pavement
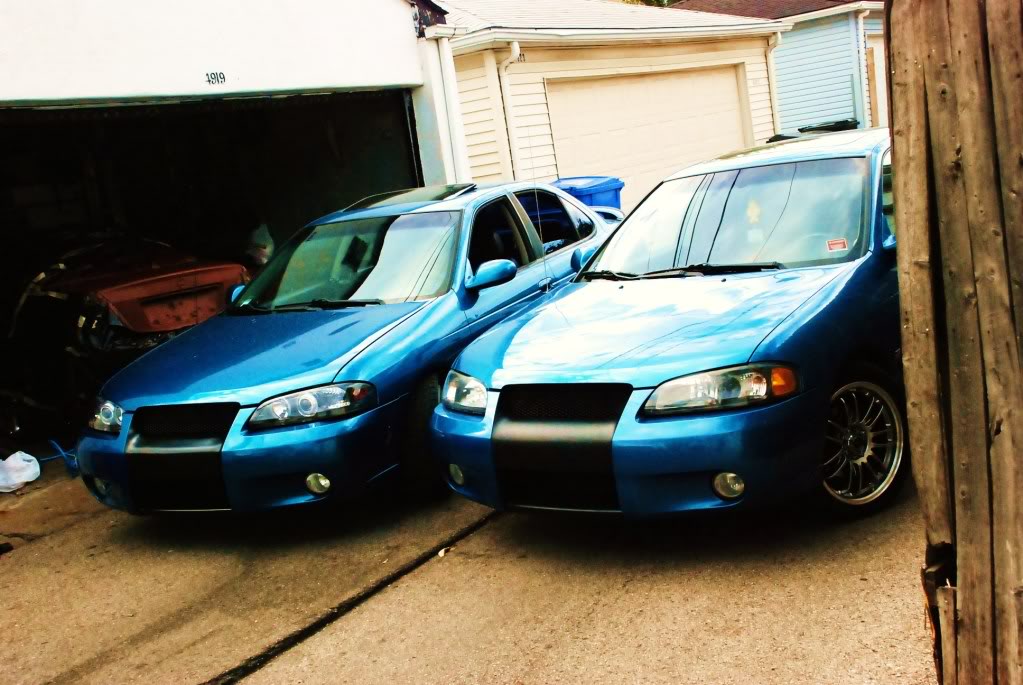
[494,482,920,566]
[108,479,461,553]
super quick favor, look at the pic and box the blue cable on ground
[40,439,79,477]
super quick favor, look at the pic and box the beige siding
[454,38,777,186]
[454,53,508,182]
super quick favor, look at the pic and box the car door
[460,194,549,336]
[874,149,902,372]
[511,187,602,290]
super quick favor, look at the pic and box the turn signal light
[771,367,798,397]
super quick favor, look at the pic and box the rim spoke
[850,391,862,422]
[839,397,854,424]
[825,434,843,444]
[825,456,848,480]
[862,396,878,426]
[822,449,844,467]
[845,462,854,493]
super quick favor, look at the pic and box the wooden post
[887,1,1023,683]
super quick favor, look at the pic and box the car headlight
[442,370,488,416]
[643,364,798,416]
[247,383,376,429]
[88,399,124,434]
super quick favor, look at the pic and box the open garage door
[0,90,420,436]
[546,68,749,210]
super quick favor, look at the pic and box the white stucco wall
[0,0,424,105]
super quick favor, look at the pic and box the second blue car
[432,130,907,517]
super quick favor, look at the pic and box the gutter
[497,41,522,181]
[785,1,883,24]
[450,23,793,56]
[766,32,783,135]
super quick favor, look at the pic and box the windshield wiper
[578,270,638,282]
[231,303,273,315]
[272,299,385,312]
[641,262,784,278]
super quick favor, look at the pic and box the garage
[546,68,749,209]
[0,0,461,440]
[445,0,787,210]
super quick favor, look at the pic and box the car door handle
[537,277,553,292]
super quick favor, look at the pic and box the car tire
[817,362,910,517]
[398,374,448,497]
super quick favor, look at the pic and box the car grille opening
[493,384,632,512]
[497,384,633,423]
[131,403,239,441]
[127,451,229,511]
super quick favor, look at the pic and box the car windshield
[235,211,460,310]
[587,157,869,276]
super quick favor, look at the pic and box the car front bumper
[77,399,403,513]
[430,386,831,517]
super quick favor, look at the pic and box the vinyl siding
[863,13,884,35]
[454,38,776,184]
[774,15,859,133]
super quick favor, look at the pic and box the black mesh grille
[127,451,228,510]
[497,384,633,423]
[132,403,239,441]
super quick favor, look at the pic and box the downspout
[766,32,783,136]
[854,10,871,128]
[497,41,522,180]
[437,35,472,183]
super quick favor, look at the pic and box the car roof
[667,128,892,179]
[308,181,564,226]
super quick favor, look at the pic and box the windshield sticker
[827,238,849,252]
[746,199,762,224]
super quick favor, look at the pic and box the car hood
[104,302,425,410]
[460,267,847,389]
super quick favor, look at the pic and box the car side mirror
[229,284,246,303]
[571,245,599,273]
[591,206,625,225]
[466,259,517,291]
[882,233,896,251]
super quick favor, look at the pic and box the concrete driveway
[2,467,934,685]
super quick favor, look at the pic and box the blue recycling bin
[551,176,624,210]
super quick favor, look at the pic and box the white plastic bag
[0,452,41,492]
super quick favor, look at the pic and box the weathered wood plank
[938,585,959,685]
[985,5,1023,679]
[922,2,997,681]
[888,0,955,552]
[944,1,1023,682]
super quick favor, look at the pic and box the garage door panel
[547,67,747,209]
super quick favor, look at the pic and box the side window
[514,190,581,255]
[560,197,597,240]
[882,150,895,237]
[467,199,531,272]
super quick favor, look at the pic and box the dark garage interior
[0,90,421,439]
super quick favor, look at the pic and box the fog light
[448,463,466,486]
[305,473,331,495]
[93,478,111,497]
[713,472,745,499]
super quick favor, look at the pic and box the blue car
[432,130,907,516]
[76,182,615,512]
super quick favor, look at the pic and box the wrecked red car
[3,236,248,436]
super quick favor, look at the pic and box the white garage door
[547,67,748,210]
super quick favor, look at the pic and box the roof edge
[786,1,884,24]
[450,21,792,55]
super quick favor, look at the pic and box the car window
[238,211,459,307]
[681,171,738,265]
[588,175,705,274]
[704,158,868,267]
[467,198,531,271]
[561,198,596,240]
[882,150,895,237]
[514,190,583,255]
